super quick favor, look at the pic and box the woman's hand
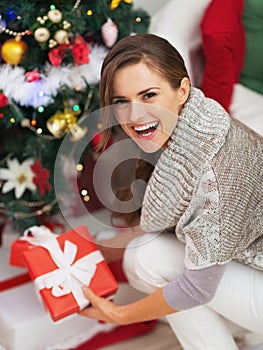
[78,286,124,324]
[79,285,178,325]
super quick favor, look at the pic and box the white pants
[123,232,263,350]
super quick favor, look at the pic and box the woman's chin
[134,138,163,153]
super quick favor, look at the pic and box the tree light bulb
[73,104,80,112]
[76,164,83,171]
[81,189,88,196]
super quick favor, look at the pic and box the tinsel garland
[0,45,108,108]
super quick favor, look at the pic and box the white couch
[149,0,263,136]
[149,2,263,346]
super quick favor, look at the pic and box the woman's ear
[178,77,190,105]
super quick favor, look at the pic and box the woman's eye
[143,92,156,100]
[112,99,129,109]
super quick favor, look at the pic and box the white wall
[133,0,170,16]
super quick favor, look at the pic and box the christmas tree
[0,0,150,233]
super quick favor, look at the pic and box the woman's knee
[123,232,185,293]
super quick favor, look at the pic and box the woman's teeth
[133,122,159,136]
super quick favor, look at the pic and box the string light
[8,11,16,19]
[20,118,56,140]
[80,188,91,202]
[81,189,88,196]
[73,104,80,112]
[83,195,90,202]
[76,163,83,171]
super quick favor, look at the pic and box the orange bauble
[1,38,28,65]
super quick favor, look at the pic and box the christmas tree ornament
[0,158,36,199]
[31,160,51,196]
[110,0,132,10]
[48,38,57,48]
[0,0,150,232]
[69,122,87,141]
[25,69,41,82]
[62,20,71,30]
[1,37,28,65]
[54,29,69,44]
[47,9,62,23]
[46,110,74,138]
[72,35,90,65]
[101,18,118,48]
[0,93,9,108]
[37,15,48,25]
[34,27,50,42]
[46,109,87,140]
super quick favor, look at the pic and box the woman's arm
[79,286,177,325]
[79,264,227,324]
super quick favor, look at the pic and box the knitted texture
[141,87,263,270]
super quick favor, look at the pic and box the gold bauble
[34,27,50,43]
[1,38,28,65]
[47,9,62,23]
[46,109,87,140]
[54,29,69,44]
[47,111,76,138]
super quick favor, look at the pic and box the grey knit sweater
[141,87,263,271]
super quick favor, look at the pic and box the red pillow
[201,0,245,111]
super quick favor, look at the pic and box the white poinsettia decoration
[0,158,36,199]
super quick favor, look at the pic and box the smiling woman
[98,33,190,152]
[110,62,189,152]
[79,34,263,350]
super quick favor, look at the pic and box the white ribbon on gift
[22,225,104,309]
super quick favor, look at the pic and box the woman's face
[111,62,189,153]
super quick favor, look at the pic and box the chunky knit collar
[140,87,230,232]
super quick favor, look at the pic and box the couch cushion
[240,0,263,95]
[201,0,245,111]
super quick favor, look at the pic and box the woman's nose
[129,102,146,123]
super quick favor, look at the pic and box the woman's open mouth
[133,122,159,137]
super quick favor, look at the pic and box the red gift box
[9,224,65,268]
[9,240,32,267]
[22,225,119,322]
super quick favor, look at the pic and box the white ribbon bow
[22,225,104,308]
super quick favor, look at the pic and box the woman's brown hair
[98,34,189,226]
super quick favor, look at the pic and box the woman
[79,34,263,350]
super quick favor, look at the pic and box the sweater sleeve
[163,263,227,310]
